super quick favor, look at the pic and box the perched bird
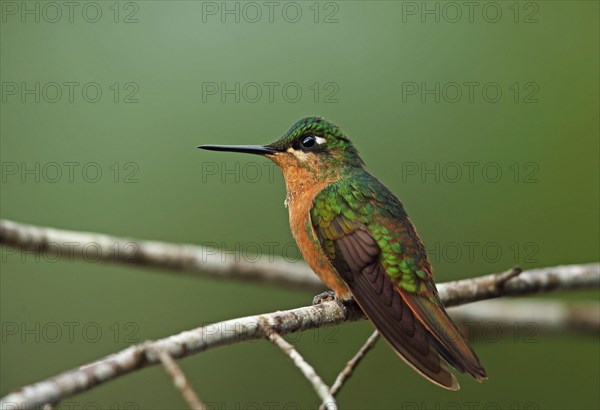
[199,117,486,390]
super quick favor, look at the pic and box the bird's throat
[267,153,340,208]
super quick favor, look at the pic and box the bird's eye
[300,136,316,150]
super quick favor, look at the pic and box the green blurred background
[1,1,599,409]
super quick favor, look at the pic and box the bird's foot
[312,290,338,305]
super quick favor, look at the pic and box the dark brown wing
[331,227,460,389]
[310,171,486,389]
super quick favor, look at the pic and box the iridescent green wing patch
[310,169,433,295]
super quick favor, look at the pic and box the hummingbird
[199,116,486,390]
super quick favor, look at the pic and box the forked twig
[260,319,337,410]
[149,347,206,410]
[329,330,381,398]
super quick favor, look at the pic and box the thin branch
[1,263,597,409]
[450,299,600,334]
[0,219,324,291]
[260,321,336,410]
[150,347,206,410]
[329,330,380,398]
[492,267,523,287]
[436,263,598,306]
[1,220,597,300]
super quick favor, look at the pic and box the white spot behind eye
[315,137,327,145]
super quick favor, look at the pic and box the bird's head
[199,117,364,183]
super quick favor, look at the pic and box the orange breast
[283,170,351,298]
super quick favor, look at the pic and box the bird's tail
[348,262,486,390]
[398,287,487,383]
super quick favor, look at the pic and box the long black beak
[198,144,277,155]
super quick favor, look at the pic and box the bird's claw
[312,290,338,305]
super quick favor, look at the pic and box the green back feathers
[310,169,431,294]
